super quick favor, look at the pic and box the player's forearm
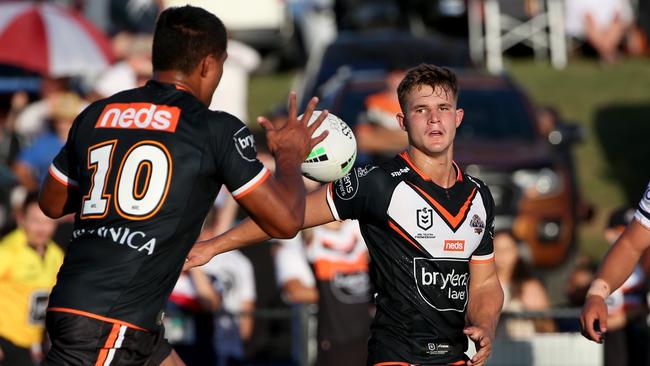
[593,236,644,295]
[467,282,503,335]
[207,217,272,257]
[272,150,307,230]
[188,268,221,312]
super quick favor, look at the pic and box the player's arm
[249,93,327,238]
[465,260,503,366]
[228,93,327,238]
[39,172,80,219]
[581,218,650,342]
[184,185,335,270]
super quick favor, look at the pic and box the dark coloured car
[295,30,471,111]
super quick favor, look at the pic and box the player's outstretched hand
[580,295,607,343]
[464,326,493,366]
[257,91,328,162]
[183,240,215,271]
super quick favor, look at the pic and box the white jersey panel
[634,182,650,229]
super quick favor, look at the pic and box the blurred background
[0,0,649,365]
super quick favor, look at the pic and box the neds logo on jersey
[414,257,468,312]
[96,103,180,132]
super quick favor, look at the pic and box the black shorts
[44,309,172,366]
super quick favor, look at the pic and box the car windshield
[457,88,536,141]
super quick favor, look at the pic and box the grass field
[247,56,650,263]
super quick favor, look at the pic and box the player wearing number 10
[38,5,326,366]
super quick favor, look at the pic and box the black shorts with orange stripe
[44,310,172,366]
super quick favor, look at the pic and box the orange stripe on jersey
[313,252,369,280]
[399,152,463,183]
[470,257,495,264]
[374,362,411,366]
[48,165,77,187]
[95,323,120,366]
[233,169,270,199]
[399,151,431,181]
[448,360,467,365]
[388,220,421,251]
[95,103,180,133]
[174,84,190,92]
[410,183,476,231]
[48,307,148,332]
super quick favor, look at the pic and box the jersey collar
[398,151,463,183]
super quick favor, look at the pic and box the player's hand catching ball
[257,91,328,163]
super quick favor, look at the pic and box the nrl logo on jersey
[416,207,434,230]
[356,165,377,177]
[470,214,485,234]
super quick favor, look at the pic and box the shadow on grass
[594,103,650,204]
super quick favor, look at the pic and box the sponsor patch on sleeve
[333,168,360,201]
[233,126,257,162]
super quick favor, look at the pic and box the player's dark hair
[397,64,458,113]
[152,5,227,74]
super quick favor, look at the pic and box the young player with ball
[185,64,504,366]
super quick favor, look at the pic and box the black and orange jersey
[47,80,269,331]
[326,152,495,365]
[306,221,371,346]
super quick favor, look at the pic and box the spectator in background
[0,94,22,233]
[166,208,224,366]
[494,229,555,338]
[601,207,648,366]
[12,77,71,145]
[565,0,635,64]
[90,32,153,101]
[306,220,371,366]
[275,221,373,366]
[200,198,257,366]
[565,257,596,308]
[355,66,407,164]
[209,39,261,123]
[1,92,23,169]
[12,92,84,192]
[0,192,64,366]
[165,265,221,366]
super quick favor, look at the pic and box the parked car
[294,30,471,110]
[316,68,586,269]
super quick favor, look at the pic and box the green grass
[506,57,650,261]
[247,71,295,132]
[248,57,650,263]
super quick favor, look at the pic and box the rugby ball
[300,111,357,182]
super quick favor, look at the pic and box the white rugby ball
[300,111,357,182]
